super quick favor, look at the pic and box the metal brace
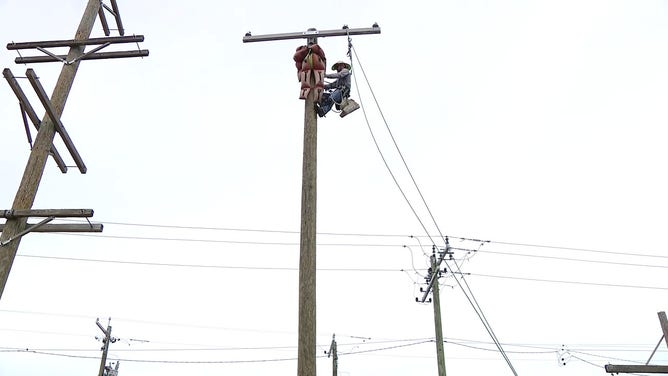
[0,216,55,247]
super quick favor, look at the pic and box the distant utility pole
[417,242,451,376]
[0,0,148,300]
[327,334,338,376]
[430,251,447,376]
[96,318,118,376]
[243,25,380,376]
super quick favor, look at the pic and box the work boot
[315,103,325,117]
[340,99,360,118]
[336,98,348,111]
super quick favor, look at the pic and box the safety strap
[345,27,354,70]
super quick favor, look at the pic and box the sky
[1,0,668,375]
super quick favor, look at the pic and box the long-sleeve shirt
[324,68,351,91]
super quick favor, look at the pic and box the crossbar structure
[605,312,668,374]
[243,24,380,43]
[3,68,68,173]
[0,0,147,301]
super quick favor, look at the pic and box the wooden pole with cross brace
[0,0,148,300]
[243,25,380,376]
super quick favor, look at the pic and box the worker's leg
[317,91,333,117]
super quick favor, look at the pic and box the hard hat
[331,61,351,70]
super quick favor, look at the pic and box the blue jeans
[319,89,344,116]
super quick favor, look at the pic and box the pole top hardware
[242,24,380,43]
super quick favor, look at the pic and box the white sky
[1,0,668,375]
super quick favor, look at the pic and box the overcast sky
[1,0,668,375]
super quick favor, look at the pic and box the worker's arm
[325,68,350,79]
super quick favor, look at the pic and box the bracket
[5,1,150,65]
[0,209,103,235]
[3,68,68,173]
[605,311,668,373]
[0,209,94,218]
[0,217,54,247]
[25,68,87,173]
[7,35,148,65]
[99,0,125,36]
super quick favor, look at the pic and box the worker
[315,60,359,118]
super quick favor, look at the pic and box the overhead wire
[348,49,436,248]
[16,254,404,272]
[349,44,518,375]
[14,250,668,290]
[52,218,668,261]
[466,272,668,290]
[0,340,432,364]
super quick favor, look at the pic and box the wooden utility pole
[0,0,99,299]
[96,318,117,376]
[300,53,318,376]
[0,0,147,300]
[328,334,338,376]
[431,254,447,376]
[243,25,380,376]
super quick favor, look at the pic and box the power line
[14,253,667,290]
[466,272,668,290]
[48,232,403,248]
[478,249,668,269]
[487,239,668,260]
[0,337,435,354]
[1,340,433,364]
[352,46,517,376]
[16,254,404,272]
[47,220,668,261]
[60,219,411,238]
[27,234,668,272]
[349,48,437,248]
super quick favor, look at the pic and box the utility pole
[243,25,380,376]
[417,242,450,376]
[430,251,447,376]
[327,334,338,376]
[96,318,118,376]
[0,0,148,300]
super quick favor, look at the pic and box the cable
[46,232,401,247]
[466,272,668,290]
[569,355,605,369]
[2,340,432,364]
[479,249,668,269]
[488,239,668,260]
[16,252,666,290]
[351,45,447,248]
[350,45,517,376]
[48,219,668,261]
[446,254,519,375]
[59,218,413,238]
[26,233,668,272]
[348,48,436,248]
[16,254,403,272]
